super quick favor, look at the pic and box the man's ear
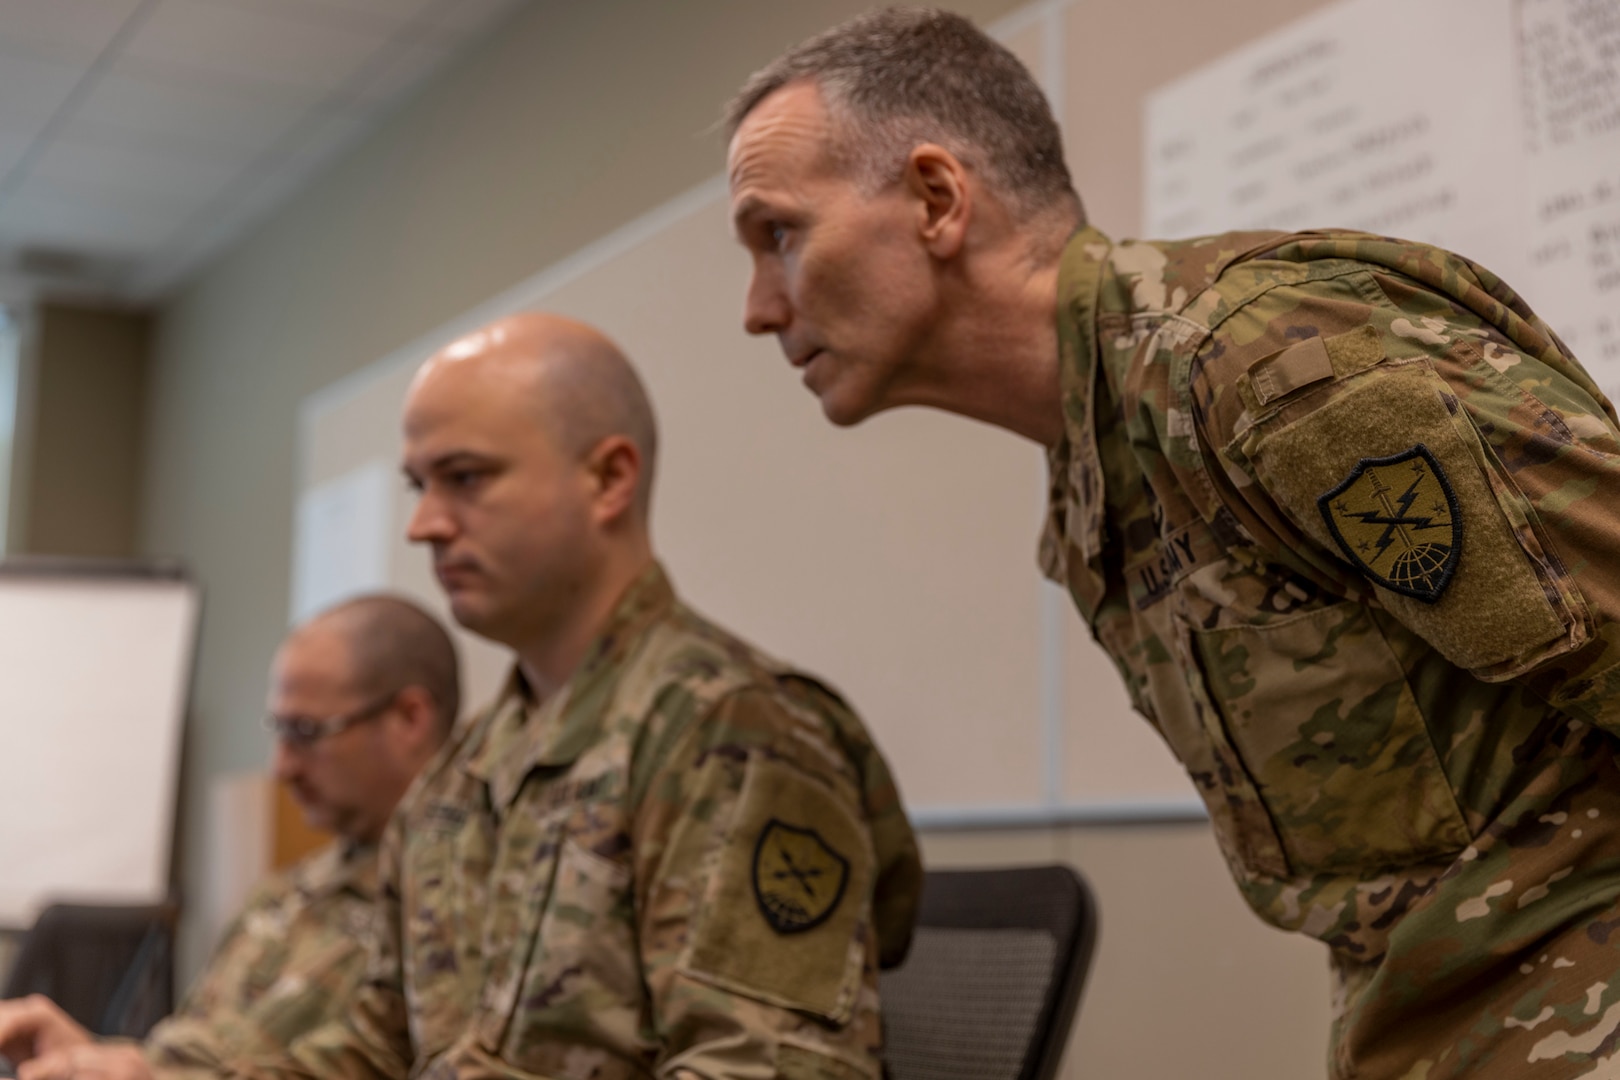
[391,685,440,755]
[585,435,643,525]
[905,143,971,258]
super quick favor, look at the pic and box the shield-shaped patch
[1318,443,1462,604]
[752,819,850,934]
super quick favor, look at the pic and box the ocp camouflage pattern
[144,842,380,1072]
[194,563,920,1080]
[1042,224,1620,1078]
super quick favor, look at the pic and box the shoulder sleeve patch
[1318,443,1462,603]
[753,819,851,934]
[682,757,872,1024]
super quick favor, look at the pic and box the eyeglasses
[263,692,398,749]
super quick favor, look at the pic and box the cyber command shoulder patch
[752,818,850,934]
[1318,443,1462,604]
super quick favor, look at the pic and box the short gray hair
[725,7,1081,225]
[316,594,460,738]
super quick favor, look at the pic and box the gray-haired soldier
[726,9,1620,1079]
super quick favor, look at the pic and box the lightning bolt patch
[1318,444,1462,603]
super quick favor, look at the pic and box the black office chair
[881,865,1098,1080]
[2,902,177,1038]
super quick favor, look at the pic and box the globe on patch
[1389,543,1450,593]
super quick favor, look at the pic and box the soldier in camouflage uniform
[8,313,921,1080]
[726,8,1620,1078]
[143,840,381,1071]
[0,596,459,1080]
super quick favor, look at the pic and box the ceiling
[0,0,529,306]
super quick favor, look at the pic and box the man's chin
[814,379,880,427]
[446,593,491,631]
[297,804,336,835]
[817,390,885,428]
[446,598,524,648]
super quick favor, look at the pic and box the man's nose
[406,489,453,544]
[743,264,790,337]
[272,739,301,783]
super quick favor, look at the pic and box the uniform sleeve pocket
[680,758,871,1025]
[1226,356,1587,679]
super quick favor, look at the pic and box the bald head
[291,594,460,737]
[418,313,659,519]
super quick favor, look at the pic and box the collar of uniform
[293,839,380,903]
[1038,226,1112,613]
[468,562,677,813]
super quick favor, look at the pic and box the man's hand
[0,996,93,1067]
[17,1044,151,1080]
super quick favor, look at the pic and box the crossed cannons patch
[1318,443,1462,604]
[752,819,850,934]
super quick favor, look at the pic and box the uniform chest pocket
[477,829,646,1080]
[1185,600,1471,876]
[401,805,495,1054]
[237,919,294,1004]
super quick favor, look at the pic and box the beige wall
[141,0,1339,1075]
[14,303,149,557]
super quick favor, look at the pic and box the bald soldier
[5,314,921,1080]
[726,9,1620,1080]
[0,595,458,1079]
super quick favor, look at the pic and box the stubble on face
[403,325,605,654]
[728,82,937,427]
[269,630,374,837]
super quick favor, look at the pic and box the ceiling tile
[213,0,438,35]
[0,132,31,178]
[430,0,530,37]
[121,0,391,100]
[0,186,189,259]
[350,33,454,107]
[62,65,312,157]
[0,50,85,137]
[26,135,245,210]
[0,0,536,301]
[0,0,145,65]
[124,107,370,298]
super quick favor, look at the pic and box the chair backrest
[881,865,1097,1080]
[2,902,176,1038]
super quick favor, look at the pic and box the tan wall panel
[272,783,330,872]
[22,304,150,557]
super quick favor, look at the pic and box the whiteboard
[0,563,199,925]
[1143,0,1620,386]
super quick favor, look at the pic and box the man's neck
[913,248,1066,448]
[515,549,654,701]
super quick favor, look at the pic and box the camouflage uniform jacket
[145,842,380,1071]
[226,563,921,1080]
[1043,225,1620,1079]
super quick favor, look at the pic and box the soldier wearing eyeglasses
[0,595,458,1080]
